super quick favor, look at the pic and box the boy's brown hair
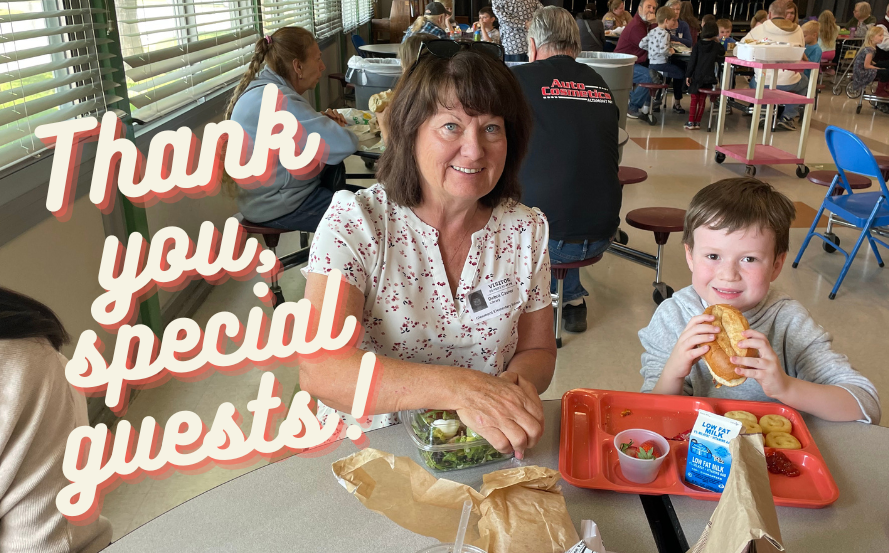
[657,6,677,24]
[682,178,796,258]
[716,18,732,31]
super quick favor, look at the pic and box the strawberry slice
[619,440,639,458]
[638,440,661,459]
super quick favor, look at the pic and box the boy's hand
[732,329,791,399]
[686,78,691,86]
[663,314,719,380]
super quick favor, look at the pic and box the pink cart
[714,57,820,178]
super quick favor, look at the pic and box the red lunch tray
[559,389,840,508]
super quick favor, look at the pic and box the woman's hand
[455,371,545,460]
[323,108,348,127]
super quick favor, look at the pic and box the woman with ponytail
[226,27,360,231]
[0,287,113,552]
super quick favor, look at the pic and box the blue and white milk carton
[685,411,743,492]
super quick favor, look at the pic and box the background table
[106,401,660,552]
[670,416,889,551]
[359,43,401,58]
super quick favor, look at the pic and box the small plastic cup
[614,429,670,484]
[416,545,487,553]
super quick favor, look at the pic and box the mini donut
[765,431,801,450]
[724,410,758,426]
[741,422,763,434]
[759,414,792,434]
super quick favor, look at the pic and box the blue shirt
[719,37,736,48]
[669,20,693,47]
[402,21,450,41]
[804,44,823,78]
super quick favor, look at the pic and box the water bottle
[474,28,481,42]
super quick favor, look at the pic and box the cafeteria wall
[0,24,367,420]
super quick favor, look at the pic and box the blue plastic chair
[351,34,368,58]
[458,23,470,32]
[792,126,889,299]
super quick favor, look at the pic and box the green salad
[411,410,507,471]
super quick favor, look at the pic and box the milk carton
[685,411,743,492]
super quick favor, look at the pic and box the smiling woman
[297,49,557,460]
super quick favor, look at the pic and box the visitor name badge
[685,411,743,492]
[466,277,521,322]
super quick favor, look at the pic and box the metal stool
[806,170,878,253]
[609,207,686,304]
[873,155,889,181]
[699,88,721,131]
[235,214,310,308]
[614,167,649,245]
[637,82,670,126]
[552,256,603,348]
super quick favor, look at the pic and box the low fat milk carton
[685,411,743,492]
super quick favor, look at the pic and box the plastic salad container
[401,409,512,471]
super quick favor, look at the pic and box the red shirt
[615,12,656,65]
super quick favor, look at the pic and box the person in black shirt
[512,5,621,333]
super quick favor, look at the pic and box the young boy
[717,19,736,50]
[640,6,683,85]
[802,20,823,79]
[639,178,880,424]
[473,6,500,44]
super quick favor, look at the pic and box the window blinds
[260,0,313,34]
[357,0,372,27]
[313,0,342,40]
[341,0,357,33]
[119,0,260,122]
[0,0,121,169]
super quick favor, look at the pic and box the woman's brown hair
[819,10,838,44]
[679,1,700,30]
[376,50,531,208]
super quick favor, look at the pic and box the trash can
[345,56,402,111]
[576,51,638,133]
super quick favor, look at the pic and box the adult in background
[226,28,360,231]
[845,2,876,37]
[577,3,606,52]
[679,1,700,45]
[665,0,692,47]
[603,0,632,30]
[513,6,620,333]
[742,0,806,131]
[403,2,451,41]
[493,0,543,62]
[301,45,556,458]
[0,288,113,552]
[874,4,889,99]
[615,0,658,119]
[785,1,798,25]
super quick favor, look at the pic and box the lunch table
[105,400,663,552]
[359,43,401,58]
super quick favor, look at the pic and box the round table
[105,401,659,552]
[359,43,401,58]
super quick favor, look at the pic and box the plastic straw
[453,499,472,553]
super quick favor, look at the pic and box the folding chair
[792,126,889,299]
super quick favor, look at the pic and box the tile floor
[99,84,889,543]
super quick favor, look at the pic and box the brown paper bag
[332,449,580,553]
[687,434,784,553]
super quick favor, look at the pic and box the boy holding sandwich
[639,178,881,423]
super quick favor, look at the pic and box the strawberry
[619,440,639,458]
[638,440,661,459]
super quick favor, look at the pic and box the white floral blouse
[303,184,551,430]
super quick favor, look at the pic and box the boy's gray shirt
[639,285,881,424]
[230,67,359,223]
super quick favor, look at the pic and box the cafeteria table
[105,401,662,553]
[359,43,401,58]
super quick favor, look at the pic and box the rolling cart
[713,57,819,178]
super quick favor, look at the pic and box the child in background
[638,178,881,424]
[640,6,683,86]
[472,6,500,44]
[750,9,768,29]
[818,10,839,67]
[802,21,823,79]
[684,21,724,130]
[852,26,889,110]
[717,19,736,51]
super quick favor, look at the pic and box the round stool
[699,88,722,131]
[552,256,603,348]
[625,207,686,304]
[235,213,310,308]
[873,155,889,181]
[637,82,670,126]
[807,170,872,196]
[618,166,649,186]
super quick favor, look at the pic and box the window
[119,0,260,122]
[357,0,372,26]
[341,0,358,34]
[313,0,342,41]
[0,0,122,170]
[260,0,313,34]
